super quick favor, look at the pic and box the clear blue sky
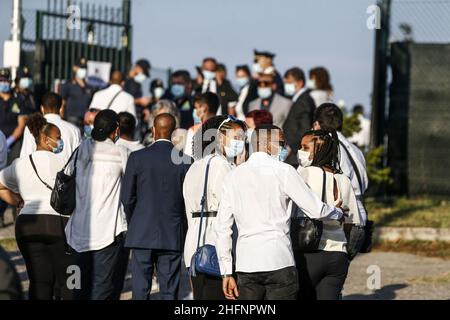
[0,0,377,113]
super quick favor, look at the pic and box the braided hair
[192,115,247,160]
[302,129,341,173]
[26,113,58,145]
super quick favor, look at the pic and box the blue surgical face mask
[236,77,249,88]
[202,70,216,81]
[192,108,201,125]
[252,63,262,74]
[278,147,289,162]
[76,68,87,80]
[171,84,185,98]
[224,139,245,158]
[284,83,296,97]
[134,72,147,84]
[84,125,93,139]
[48,137,64,154]
[257,87,272,99]
[19,78,33,90]
[0,81,11,93]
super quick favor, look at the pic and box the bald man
[121,113,192,300]
[89,71,137,120]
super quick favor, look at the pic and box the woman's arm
[0,183,22,207]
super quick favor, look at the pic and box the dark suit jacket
[283,90,316,166]
[217,79,238,115]
[121,140,192,251]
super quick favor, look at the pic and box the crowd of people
[0,49,371,300]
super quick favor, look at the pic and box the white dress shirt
[292,87,307,103]
[20,114,82,163]
[202,80,217,94]
[215,152,343,275]
[183,154,233,268]
[338,131,369,225]
[295,166,361,253]
[235,84,250,121]
[0,151,65,216]
[349,114,371,150]
[116,138,145,153]
[0,130,6,170]
[65,139,130,252]
[89,84,136,119]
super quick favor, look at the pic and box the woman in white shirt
[292,129,361,300]
[65,109,130,300]
[308,67,333,107]
[183,115,247,300]
[0,113,72,300]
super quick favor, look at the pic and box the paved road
[2,210,450,300]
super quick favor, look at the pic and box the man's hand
[222,276,239,300]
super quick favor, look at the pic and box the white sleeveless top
[295,166,361,253]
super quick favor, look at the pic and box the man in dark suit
[216,63,238,115]
[121,113,192,300]
[282,67,316,166]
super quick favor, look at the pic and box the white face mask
[153,87,165,99]
[284,83,296,96]
[76,68,87,80]
[224,139,245,158]
[297,150,313,167]
[134,72,147,84]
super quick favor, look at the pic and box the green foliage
[366,146,393,187]
[342,113,361,138]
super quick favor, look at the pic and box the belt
[192,211,218,218]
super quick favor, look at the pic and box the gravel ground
[3,209,450,300]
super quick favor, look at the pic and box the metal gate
[21,0,132,97]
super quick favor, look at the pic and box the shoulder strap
[29,155,53,191]
[321,168,326,203]
[340,142,363,193]
[107,89,123,109]
[62,147,79,173]
[195,155,215,250]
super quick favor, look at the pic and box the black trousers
[236,266,298,300]
[191,272,225,300]
[73,234,124,300]
[295,250,349,300]
[16,235,74,300]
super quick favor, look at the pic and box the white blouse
[0,151,65,216]
[182,153,233,268]
[295,166,361,253]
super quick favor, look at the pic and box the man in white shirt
[215,124,344,300]
[89,71,136,120]
[116,112,144,152]
[65,110,130,300]
[20,92,81,162]
[313,103,369,225]
[349,104,371,151]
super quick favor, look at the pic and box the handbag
[189,156,221,278]
[50,148,79,215]
[291,169,326,252]
[340,143,374,254]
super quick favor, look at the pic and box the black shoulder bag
[291,169,326,252]
[50,148,79,216]
[340,143,374,256]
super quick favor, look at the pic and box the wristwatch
[222,274,233,278]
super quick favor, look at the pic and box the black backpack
[50,148,79,215]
